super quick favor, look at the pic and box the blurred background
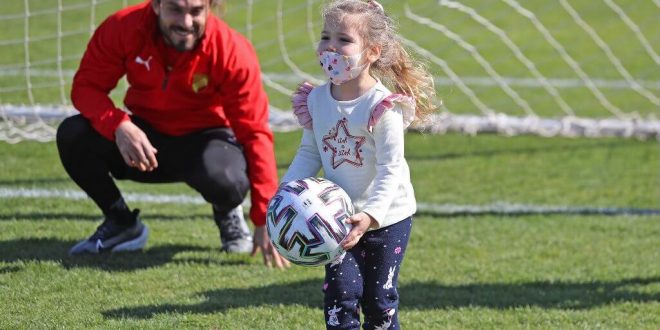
[1,0,659,141]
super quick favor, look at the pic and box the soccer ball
[266,177,354,266]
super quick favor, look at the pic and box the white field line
[0,187,207,205]
[1,187,658,216]
[0,69,659,90]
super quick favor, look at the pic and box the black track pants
[56,115,249,215]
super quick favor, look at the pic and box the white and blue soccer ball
[266,177,353,266]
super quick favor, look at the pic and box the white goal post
[0,0,658,143]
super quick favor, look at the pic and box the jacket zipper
[162,65,172,90]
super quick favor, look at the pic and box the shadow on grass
[104,278,322,319]
[103,276,660,319]
[401,278,660,310]
[0,238,248,272]
[0,265,21,274]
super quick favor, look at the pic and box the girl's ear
[366,45,381,64]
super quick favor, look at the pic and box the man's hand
[341,212,377,250]
[252,225,291,269]
[115,121,158,172]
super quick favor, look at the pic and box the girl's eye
[340,38,352,43]
[320,36,329,40]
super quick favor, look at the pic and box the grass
[0,0,659,328]
[0,133,659,328]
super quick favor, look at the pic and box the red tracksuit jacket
[71,1,277,226]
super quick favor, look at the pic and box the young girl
[281,0,436,328]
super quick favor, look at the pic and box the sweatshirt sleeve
[71,14,130,141]
[360,106,406,227]
[281,128,323,184]
[218,35,278,227]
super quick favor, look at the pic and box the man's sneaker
[69,209,148,255]
[213,204,253,253]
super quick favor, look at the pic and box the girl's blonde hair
[322,0,437,122]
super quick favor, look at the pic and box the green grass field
[1,0,659,328]
[1,132,659,328]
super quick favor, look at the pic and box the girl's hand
[341,212,377,250]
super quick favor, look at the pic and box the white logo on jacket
[135,55,153,71]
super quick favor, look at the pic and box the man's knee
[194,167,249,207]
[211,168,249,205]
[56,115,92,149]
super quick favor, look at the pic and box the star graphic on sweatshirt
[322,118,366,169]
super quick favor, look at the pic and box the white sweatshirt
[281,81,416,229]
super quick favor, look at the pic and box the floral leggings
[323,217,412,330]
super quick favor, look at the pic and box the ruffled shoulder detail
[368,93,416,132]
[291,81,314,129]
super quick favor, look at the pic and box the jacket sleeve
[219,35,278,227]
[71,14,129,141]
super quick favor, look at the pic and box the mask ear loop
[347,48,371,75]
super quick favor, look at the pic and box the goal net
[1,0,659,143]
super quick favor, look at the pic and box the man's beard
[160,22,202,52]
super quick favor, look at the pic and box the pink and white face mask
[318,50,367,85]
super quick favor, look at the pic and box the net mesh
[0,0,658,143]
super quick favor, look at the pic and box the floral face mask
[318,50,367,85]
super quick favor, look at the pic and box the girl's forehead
[323,14,360,33]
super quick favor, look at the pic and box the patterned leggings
[323,217,412,330]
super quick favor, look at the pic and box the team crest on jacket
[322,118,365,169]
[191,73,209,93]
